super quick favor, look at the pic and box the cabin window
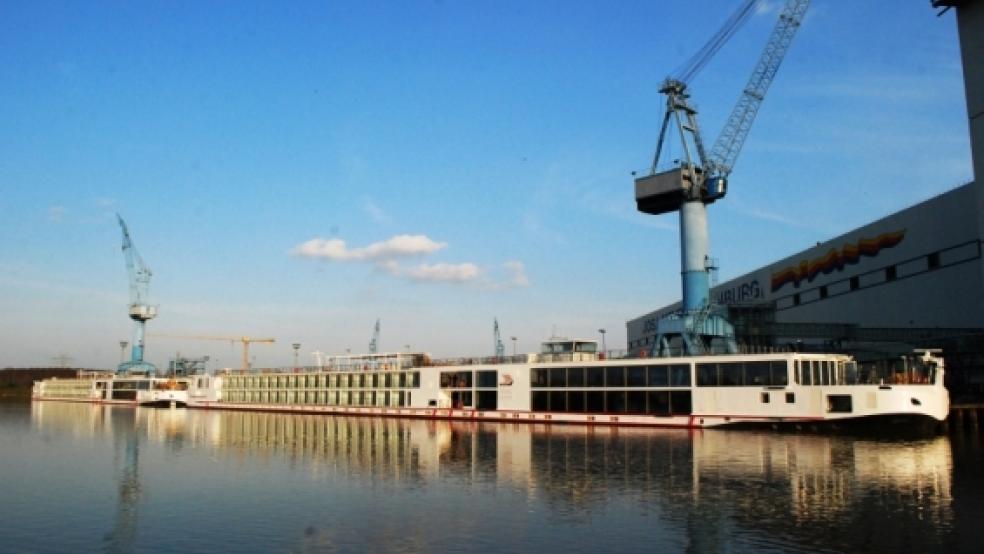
[586,391,604,412]
[549,391,566,412]
[671,365,691,387]
[586,367,605,387]
[476,390,497,410]
[648,366,669,387]
[761,392,770,403]
[531,369,548,387]
[720,363,742,386]
[827,395,852,413]
[441,371,472,389]
[567,391,585,412]
[697,364,718,386]
[531,391,549,411]
[567,368,585,387]
[648,391,671,416]
[670,391,692,415]
[550,368,567,388]
[606,391,626,413]
[412,372,421,388]
[626,366,646,387]
[451,391,472,409]
[606,367,625,387]
[801,362,813,385]
[477,370,498,388]
[626,391,646,413]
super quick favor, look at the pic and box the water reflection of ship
[30,405,957,551]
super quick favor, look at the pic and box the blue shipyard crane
[635,0,809,356]
[116,215,158,375]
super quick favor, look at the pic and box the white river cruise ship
[36,339,948,435]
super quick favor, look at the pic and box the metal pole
[292,342,301,369]
[598,329,607,356]
[119,341,128,363]
[510,337,517,357]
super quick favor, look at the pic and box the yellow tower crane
[151,334,276,371]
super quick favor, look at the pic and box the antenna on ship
[369,319,380,354]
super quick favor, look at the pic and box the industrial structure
[116,215,158,376]
[493,318,505,359]
[629,0,984,396]
[152,334,275,372]
[368,319,380,354]
[634,0,809,356]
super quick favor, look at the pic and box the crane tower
[369,319,380,354]
[116,215,158,375]
[635,0,809,356]
[493,318,505,359]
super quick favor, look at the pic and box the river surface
[1,401,981,553]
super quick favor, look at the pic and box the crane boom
[117,214,152,307]
[708,0,810,176]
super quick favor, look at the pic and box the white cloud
[403,263,480,283]
[501,261,529,288]
[48,205,66,223]
[291,234,447,261]
[292,234,529,290]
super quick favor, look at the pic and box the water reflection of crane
[104,408,142,553]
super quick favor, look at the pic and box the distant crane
[117,215,158,375]
[368,319,380,354]
[493,318,505,359]
[634,0,809,356]
[151,334,275,372]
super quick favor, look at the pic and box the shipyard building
[627,0,984,396]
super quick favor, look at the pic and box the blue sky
[0,1,972,370]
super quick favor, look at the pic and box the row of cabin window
[695,361,789,387]
[439,370,498,389]
[111,381,153,390]
[794,360,849,386]
[226,372,421,390]
[530,365,691,389]
[530,390,692,416]
[224,390,410,407]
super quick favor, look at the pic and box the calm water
[1,401,982,553]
